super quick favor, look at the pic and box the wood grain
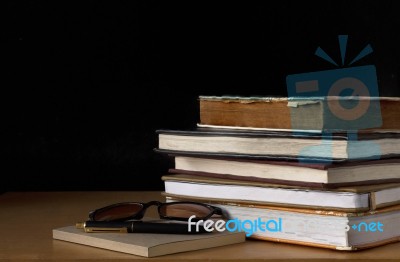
[1,192,400,261]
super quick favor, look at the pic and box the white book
[172,156,400,188]
[166,196,400,250]
[163,174,400,212]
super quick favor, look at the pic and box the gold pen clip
[75,222,129,233]
[76,222,85,229]
[84,227,128,233]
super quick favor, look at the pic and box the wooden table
[1,191,400,261]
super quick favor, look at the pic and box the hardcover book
[199,96,400,132]
[156,128,400,161]
[169,156,400,188]
[162,174,400,212]
[165,195,400,251]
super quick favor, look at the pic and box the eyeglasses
[88,201,226,222]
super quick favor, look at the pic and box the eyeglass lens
[160,203,214,219]
[93,202,216,221]
[93,203,143,221]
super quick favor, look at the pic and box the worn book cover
[199,96,400,131]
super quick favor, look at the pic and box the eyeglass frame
[88,201,226,222]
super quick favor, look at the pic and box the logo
[187,215,282,237]
[286,35,382,162]
[187,215,384,236]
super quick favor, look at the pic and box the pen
[76,221,209,234]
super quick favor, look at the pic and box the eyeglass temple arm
[215,207,230,219]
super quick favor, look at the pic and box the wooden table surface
[0,191,400,261]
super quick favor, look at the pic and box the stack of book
[156,96,400,250]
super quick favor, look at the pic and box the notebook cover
[53,225,245,257]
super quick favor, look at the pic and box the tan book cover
[53,225,245,257]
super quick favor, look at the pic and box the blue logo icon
[286,35,382,162]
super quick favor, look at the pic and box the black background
[4,0,400,192]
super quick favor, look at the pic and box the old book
[169,156,400,188]
[162,174,400,212]
[53,224,245,257]
[156,128,400,161]
[165,195,400,250]
[199,96,400,132]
